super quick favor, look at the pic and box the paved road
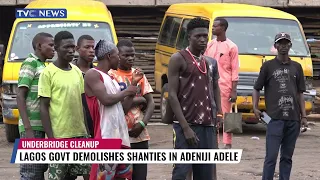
[0,122,319,180]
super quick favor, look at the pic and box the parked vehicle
[154,3,315,123]
[1,0,118,142]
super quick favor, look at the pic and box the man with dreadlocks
[84,40,143,180]
[168,17,221,180]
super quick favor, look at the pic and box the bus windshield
[9,21,114,61]
[217,17,310,57]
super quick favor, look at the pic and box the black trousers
[262,119,300,180]
[131,140,149,180]
[172,123,218,180]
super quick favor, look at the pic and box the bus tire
[5,124,19,143]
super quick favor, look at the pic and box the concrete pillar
[156,0,221,6]
[99,0,155,6]
[17,0,36,5]
[5,0,320,7]
[0,0,16,5]
[14,0,156,6]
[222,0,287,7]
[288,0,320,6]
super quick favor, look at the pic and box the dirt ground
[0,122,320,180]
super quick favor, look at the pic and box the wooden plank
[136,66,154,70]
[135,64,155,67]
[132,38,158,41]
[152,94,161,98]
[134,46,156,51]
[117,31,159,36]
[114,18,163,24]
[133,42,157,46]
[117,25,160,29]
[113,15,161,19]
[117,27,160,31]
[113,14,163,122]
[135,63,155,66]
[304,29,320,33]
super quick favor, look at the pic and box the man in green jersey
[17,32,55,180]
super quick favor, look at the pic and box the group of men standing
[168,17,308,180]
[17,31,154,180]
[168,17,239,180]
[16,16,308,180]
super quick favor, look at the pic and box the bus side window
[158,16,182,47]
[176,19,191,50]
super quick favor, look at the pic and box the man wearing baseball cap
[252,32,308,180]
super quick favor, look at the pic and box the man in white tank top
[84,40,143,180]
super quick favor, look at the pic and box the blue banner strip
[15,8,67,18]
[10,139,20,163]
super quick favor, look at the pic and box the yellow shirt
[38,63,87,138]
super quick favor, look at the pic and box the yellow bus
[1,0,118,142]
[155,3,315,123]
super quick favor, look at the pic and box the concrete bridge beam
[2,0,320,7]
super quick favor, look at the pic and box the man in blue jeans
[253,32,308,180]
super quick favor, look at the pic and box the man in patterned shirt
[168,17,220,180]
[109,39,155,180]
[16,32,55,180]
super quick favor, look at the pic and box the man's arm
[252,90,260,111]
[84,70,135,106]
[81,93,90,135]
[122,95,135,114]
[230,46,240,101]
[128,74,155,138]
[40,97,54,138]
[38,70,54,138]
[131,97,147,108]
[141,93,155,126]
[139,75,155,125]
[297,64,308,126]
[77,68,90,135]
[121,78,141,114]
[253,63,268,118]
[168,53,188,129]
[212,60,222,115]
[299,93,306,117]
[17,88,32,130]
[16,60,36,135]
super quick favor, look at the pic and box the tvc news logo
[16,9,67,18]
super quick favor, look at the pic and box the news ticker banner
[11,139,243,164]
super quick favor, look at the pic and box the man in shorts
[38,31,90,180]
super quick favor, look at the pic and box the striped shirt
[18,53,46,133]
